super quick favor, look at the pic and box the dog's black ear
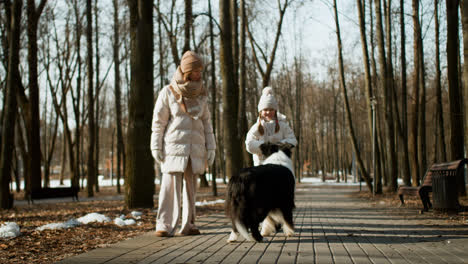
[260,143,269,156]
[260,142,279,156]
[278,143,294,157]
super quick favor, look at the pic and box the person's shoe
[186,228,201,236]
[154,230,169,237]
[176,228,201,236]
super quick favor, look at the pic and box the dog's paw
[227,231,238,243]
[284,226,295,237]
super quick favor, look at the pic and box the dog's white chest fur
[263,151,295,177]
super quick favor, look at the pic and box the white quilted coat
[245,113,297,166]
[150,85,216,174]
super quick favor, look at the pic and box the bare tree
[86,0,96,197]
[446,0,466,195]
[409,0,421,186]
[183,0,191,53]
[462,1,468,173]
[247,0,290,88]
[398,0,411,186]
[24,0,47,192]
[333,0,372,192]
[208,0,218,195]
[434,0,446,162]
[1,0,22,209]
[113,0,123,194]
[126,0,155,208]
[220,0,242,179]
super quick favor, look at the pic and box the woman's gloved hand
[152,149,165,163]
[207,150,216,166]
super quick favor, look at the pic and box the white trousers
[155,160,197,235]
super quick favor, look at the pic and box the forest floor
[1,182,467,263]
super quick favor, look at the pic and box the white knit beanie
[257,86,278,112]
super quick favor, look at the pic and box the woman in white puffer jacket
[245,87,297,166]
[150,51,216,237]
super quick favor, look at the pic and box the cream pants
[155,160,197,235]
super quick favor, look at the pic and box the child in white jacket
[150,51,216,237]
[245,87,297,166]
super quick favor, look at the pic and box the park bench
[397,159,467,213]
[28,187,79,204]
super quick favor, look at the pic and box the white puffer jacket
[150,85,216,174]
[245,112,297,166]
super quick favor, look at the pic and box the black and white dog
[225,143,295,242]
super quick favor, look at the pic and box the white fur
[227,231,238,243]
[262,150,295,178]
[260,210,295,237]
[235,220,255,242]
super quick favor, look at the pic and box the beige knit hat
[257,86,278,112]
[180,50,203,73]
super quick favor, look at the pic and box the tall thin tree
[434,0,446,162]
[333,0,372,192]
[113,0,123,194]
[446,0,466,195]
[220,0,242,179]
[86,0,96,197]
[126,0,155,208]
[409,0,421,186]
[461,1,468,172]
[1,0,22,209]
[26,0,47,192]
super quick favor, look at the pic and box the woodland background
[0,0,467,209]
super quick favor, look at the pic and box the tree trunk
[399,0,411,186]
[383,0,398,192]
[357,0,380,185]
[1,0,22,209]
[446,0,466,195]
[26,0,47,193]
[333,0,372,192]
[126,0,155,208]
[86,0,96,197]
[208,0,218,196]
[461,1,468,183]
[418,19,427,181]
[220,0,242,179]
[94,0,100,193]
[183,0,192,53]
[374,0,396,193]
[409,0,420,186]
[60,132,66,185]
[72,0,82,189]
[113,0,123,194]
[238,0,251,167]
[434,0,447,162]
[294,58,302,182]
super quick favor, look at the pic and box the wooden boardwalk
[59,184,468,264]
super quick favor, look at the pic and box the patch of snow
[131,211,142,219]
[300,177,361,185]
[113,218,136,227]
[77,213,111,224]
[36,219,81,231]
[195,199,224,206]
[0,222,21,238]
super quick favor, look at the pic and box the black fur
[226,144,295,242]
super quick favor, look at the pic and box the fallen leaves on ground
[0,185,225,264]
